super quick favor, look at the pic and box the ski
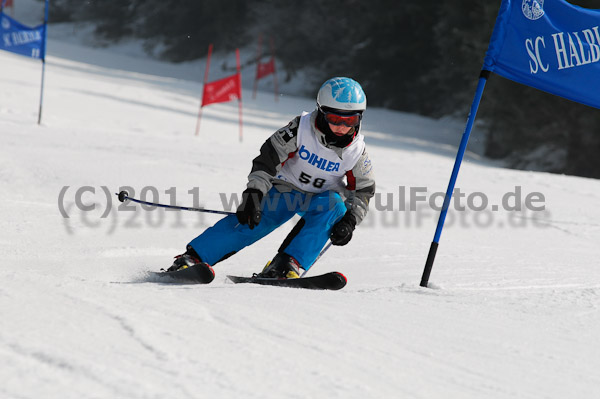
[227,271,347,291]
[152,263,215,284]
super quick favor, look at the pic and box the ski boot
[166,246,206,272]
[259,253,304,279]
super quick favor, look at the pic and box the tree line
[48,0,600,178]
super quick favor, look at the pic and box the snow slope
[1,17,600,399]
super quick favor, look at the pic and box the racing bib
[276,112,365,193]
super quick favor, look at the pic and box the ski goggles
[320,108,362,127]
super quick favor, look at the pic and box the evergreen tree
[45,0,600,178]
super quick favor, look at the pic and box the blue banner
[483,0,600,109]
[0,12,46,60]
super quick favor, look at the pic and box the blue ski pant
[188,188,347,270]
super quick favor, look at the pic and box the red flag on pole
[256,58,275,80]
[253,35,279,102]
[195,45,243,141]
[201,74,241,107]
[3,0,14,8]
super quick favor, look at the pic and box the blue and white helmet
[316,77,367,113]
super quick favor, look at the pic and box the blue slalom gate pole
[37,0,49,125]
[37,57,47,125]
[419,70,490,288]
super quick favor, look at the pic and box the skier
[168,77,376,279]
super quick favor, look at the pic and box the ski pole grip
[252,210,262,226]
[117,191,129,202]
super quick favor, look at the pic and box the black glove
[236,188,263,229]
[330,212,356,246]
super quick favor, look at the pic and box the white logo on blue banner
[484,0,600,110]
[0,13,45,60]
[522,0,544,21]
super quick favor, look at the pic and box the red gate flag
[201,73,241,107]
[252,35,279,101]
[256,57,275,80]
[2,0,14,8]
[195,46,243,140]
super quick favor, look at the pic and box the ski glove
[236,188,263,229]
[330,211,356,246]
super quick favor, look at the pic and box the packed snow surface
[1,9,600,399]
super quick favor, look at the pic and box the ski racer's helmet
[316,77,367,113]
[315,77,366,147]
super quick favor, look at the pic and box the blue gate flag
[483,0,600,109]
[0,12,46,60]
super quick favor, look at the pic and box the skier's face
[328,123,353,136]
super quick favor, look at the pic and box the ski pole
[301,220,352,277]
[116,191,234,216]
[300,241,332,278]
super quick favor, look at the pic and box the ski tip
[156,263,215,284]
[205,264,216,282]
[226,275,250,284]
[333,272,347,284]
